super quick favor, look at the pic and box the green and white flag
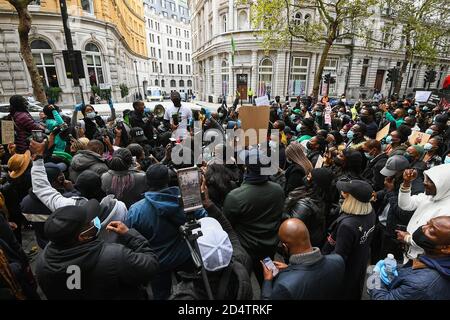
[231,35,236,65]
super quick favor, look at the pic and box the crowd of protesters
[0,79,449,300]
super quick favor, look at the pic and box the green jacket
[385,112,404,128]
[223,181,284,258]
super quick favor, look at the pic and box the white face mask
[86,112,96,119]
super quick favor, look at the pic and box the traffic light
[323,73,332,84]
[424,70,437,83]
[330,76,336,84]
[386,68,399,83]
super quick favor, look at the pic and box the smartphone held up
[177,167,203,212]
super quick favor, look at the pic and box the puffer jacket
[35,229,159,300]
[69,150,109,182]
[12,111,41,153]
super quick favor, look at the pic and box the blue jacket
[261,254,345,300]
[370,256,450,300]
[125,187,207,271]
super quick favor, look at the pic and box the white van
[146,87,164,102]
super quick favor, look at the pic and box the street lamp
[134,60,141,100]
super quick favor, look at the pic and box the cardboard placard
[1,120,14,144]
[255,96,270,107]
[305,111,311,119]
[376,123,390,141]
[409,131,431,146]
[315,155,324,168]
[324,103,332,125]
[238,106,270,147]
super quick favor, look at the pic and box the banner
[1,120,14,144]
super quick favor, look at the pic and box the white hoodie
[398,163,450,259]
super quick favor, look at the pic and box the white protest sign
[324,103,332,125]
[255,95,270,107]
[99,83,112,90]
[414,91,432,103]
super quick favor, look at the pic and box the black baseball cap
[44,199,102,245]
[337,179,373,203]
[130,127,148,143]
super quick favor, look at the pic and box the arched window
[293,12,302,26]
[31,39,59,87]
[155,79,159,86]
[221,14,227,33]
[304,14,311,25]
[179,80,185,87]
[170,79,176,87]
[221,59,229,96]
[187,80,192,87]
[161,79,165,87]
[85,43,104,86]
[238,10,248,30]
[258,58,273,96]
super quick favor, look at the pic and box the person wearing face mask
[296,118,316,143]
[333,149,364,183]
[359,108,378,139]
[322,179,376,300]
[261,218,345,300]
[345,123,367,150]
[423,137,444,170]
[313,105,327,130]
[72,101,116,140]
[425,124,444,138]
[385,125,411,157]
[396,164,450,262]
[370,216,450,300]
[445,151,450,165]
[35,201,159,300]
[283,168,335,247]
[306,135,327,167]
[361,140,388,192]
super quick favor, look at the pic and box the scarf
[289,247,323,266]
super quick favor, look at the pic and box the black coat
[36,229,159,300]
[129,110,155,142]
[322,211,376,300]
[284,164,306,196]
[362,153,388,191]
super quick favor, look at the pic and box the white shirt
[164,104,192,138]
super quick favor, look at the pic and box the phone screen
[177,167,203,212]
[263,257,279,276]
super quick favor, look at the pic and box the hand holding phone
[32,130,44,143]
[262,257,279,277]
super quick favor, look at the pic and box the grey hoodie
[69,150,109,182]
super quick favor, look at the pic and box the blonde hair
[285,142,313,174]
[341,194,373,215]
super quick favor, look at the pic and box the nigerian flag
[231,35,236,65]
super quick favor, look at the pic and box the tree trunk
[11,1,47,104]
[312,38,333,99]
[394,32,411,96]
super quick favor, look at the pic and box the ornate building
[0,0,153,104]
[189,0,450,103]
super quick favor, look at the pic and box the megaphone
[154,104,165,118]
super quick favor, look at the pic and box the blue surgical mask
[315,111,322,117]
[425,129,434,135]
[385,135,393,144]
[347,130,355,140]
[218,112,224,118]
[408,109,414,115]
[86,112,96,119]
[445,156,450,164]
[424,143,433,151]
[364,152,374,160]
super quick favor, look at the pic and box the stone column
[212,0,218,37]
[228,0,234,31]
[213,54,221,98]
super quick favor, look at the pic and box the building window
[187,80,192,87]
[258,58,273,97]
[170,79,176,87]
[304,14,311,25]
[360,58,370,87]
[238,10,248,30]
[31,39,59,87]
[155,79,159,86]
[168,51,173,60]
[186,65,191,74]
[178,64,183,74]
[161,79,165,87]
[81,0,94,14]
[221,14,227,33]
[323,58,338,94]
[159,62,163,73]
[162,11,168,18]
[293,12,302,26]
[169,63,174,74]
[409,63,418,88]
[290,57,309,96]
[221,59,229,96]
[179,80,185,87]
[85,43,104,86]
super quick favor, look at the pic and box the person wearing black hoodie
[35,200,159,300]
[370,216,450,300]
[21,162,78,249]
